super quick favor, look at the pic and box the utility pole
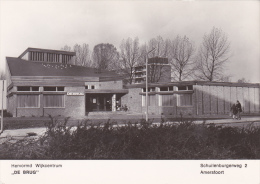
[146,48,156,122]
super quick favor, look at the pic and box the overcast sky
[0,1,259,83]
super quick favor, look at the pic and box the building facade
[6,48,127,117]
[123,81,260,116]
[5,48,260,117]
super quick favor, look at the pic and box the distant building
[18,47,76,64]
[4,47,260,117]
[133,57,171,84]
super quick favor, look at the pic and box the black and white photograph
[0,0,259,183]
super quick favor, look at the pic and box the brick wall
[176,106,193,116]
[7,95,16,116]
[13,86,85,117]
[17,108,42,117]
[121,88,142,113]
[159,107,175,115]
[64,86,85,117]
[141,106,159,115]
[44,86,85,117]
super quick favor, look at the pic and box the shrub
[3,110,12,117]
[0,117,259,159]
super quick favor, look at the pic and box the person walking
[236,100,242,120]
[230,103,237,120]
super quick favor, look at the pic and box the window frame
[178,85,193,91]
[160,94,174,107]
[43,94,65,108]
[142,87,156,92]
[43,86,65,92]
[17,86,39,92]
[142,95,156,106]
[17,94,40,108]
[177,93,193,107]
[159,86,174,92]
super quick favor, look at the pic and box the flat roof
[7,57,123,79]
[125,81,260,88]
[18,47,76,58]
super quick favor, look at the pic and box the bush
[2,110,12,117]
[0,117,259,159]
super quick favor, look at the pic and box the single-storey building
[5,48,260,117]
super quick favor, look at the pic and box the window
[44,87,64,91]
[85,85,95,89]
[17,86,39,91]
[142,87,155,92]
[43,95,64,107]
[57,87,64,91]
[187,85,193,90]
[32,87,39,91]
[178,85,193,91]
[160,87,168,91]
[178,94,192,106]
[159,86,174,91]
[142,95,156,106]
[44,87,56,91]
[178,86,187,91]
[161,95,174,106]
[17,95,39,108]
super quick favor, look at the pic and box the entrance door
[85,94,112,112]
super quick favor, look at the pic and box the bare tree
[169,35,196,81]
[194,27,230,81]
[61,45,71,51]
[61,43,91,67]
[237,77,250,83]
[119,37,141,84]
[92,43,119,71]
[73,43,91,67]
[219,75,232,82]
[147,36,171,58]
[144,36,172,83]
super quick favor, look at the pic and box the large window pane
[178,94,192,106]
[17,95,39,107]
[162,95,174,106]
[17,86,31,91]
[44,95,64,107]
[142,95,156,106]
[44,87,56,91]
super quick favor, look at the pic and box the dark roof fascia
[139,91,194,95]
[11,76,99,80]
[125,81,260,89]
[18,47,76,58]
[99,76,125,82]
[85,89,128,94]
[194,81,260,88]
